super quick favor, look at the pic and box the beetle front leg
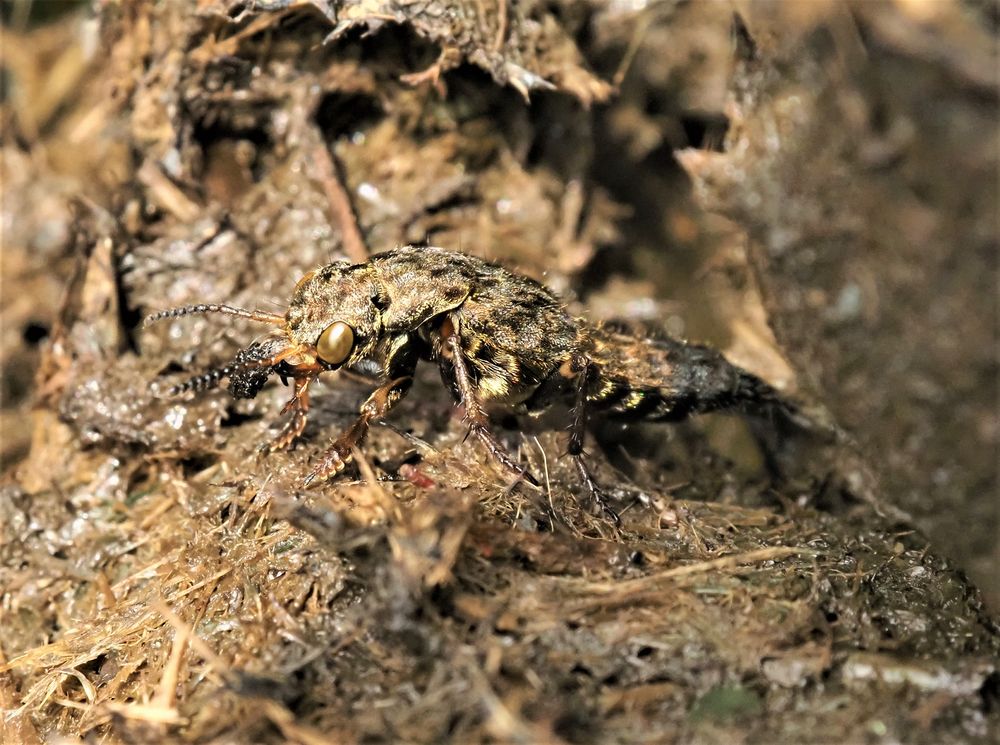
[264,377,313,453]
[302,376,413,486]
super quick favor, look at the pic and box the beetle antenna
[168,365,234,395]
[167,357,272,396]
[164,338,295,397]
[144,304,284,327]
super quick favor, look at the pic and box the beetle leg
[567,357,620,523]
[302,376,413,486]
[264,377,313,452]
[444,332,538,487]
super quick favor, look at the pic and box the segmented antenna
[144,304,284,327]
[167,339,285,397]
[169,364,239,395]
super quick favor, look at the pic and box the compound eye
[316,321,354,366]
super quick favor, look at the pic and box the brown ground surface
[1,2,997,744]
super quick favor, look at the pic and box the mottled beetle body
[147,246,793,515]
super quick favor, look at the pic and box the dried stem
[312,143,369,263]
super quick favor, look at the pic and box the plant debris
[1,2,996,743]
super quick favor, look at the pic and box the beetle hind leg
[568,357,621,523]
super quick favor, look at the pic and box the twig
[261,699,353,745]
[190,8,295,64]
[613,10,655,88]
[0,644,43,745]
[311,143,368,263]
[137,160,201,223]
[102,701,185,724]
[466,656,569,745]
[580,545,816,595]
[494,0,507,52]
[153,599,228,677]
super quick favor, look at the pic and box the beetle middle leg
[443,332,538,487]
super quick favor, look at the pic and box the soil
[1,2,997,744]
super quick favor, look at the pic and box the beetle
[146,246,798,517]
